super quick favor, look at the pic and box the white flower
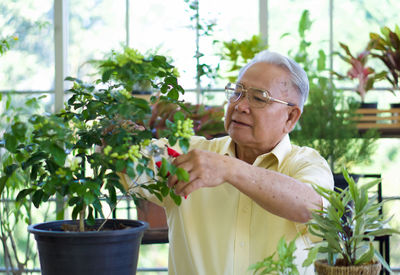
[65,155,82,171]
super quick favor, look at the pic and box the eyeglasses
[225,82,296,108]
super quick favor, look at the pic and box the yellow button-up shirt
[125,135,333,275]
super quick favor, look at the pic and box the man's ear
[284,106,302,133]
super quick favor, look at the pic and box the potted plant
[303,169,399,274]
[288,10,379,175]
[368,25,400,90]
[0,51,193,275]
[368,25,400,111]
[334,42,387,107]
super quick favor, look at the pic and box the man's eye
[252,94,268,103]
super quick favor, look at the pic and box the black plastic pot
[28,219,148,275]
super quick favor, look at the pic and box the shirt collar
[221,135,292,166]
[269,134,292,166]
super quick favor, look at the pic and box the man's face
[224,62,300,153]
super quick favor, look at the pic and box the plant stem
[79,206,85,232]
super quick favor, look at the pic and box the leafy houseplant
[89,46,179,94]
[303,169,399,274]
[289,10,379,173]
[248,237,299,275]
[335,43,387,104]
[0,95,45,275]
[368,25,400,90]
[0,51,193,274]
[219,34,268,83]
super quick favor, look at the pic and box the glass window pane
[69,0,126,81]
[0,0,54,91]
[268,0,330,58]
[129,0,258,93]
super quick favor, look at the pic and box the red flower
[157,147,187,199]
[167,147,181,158]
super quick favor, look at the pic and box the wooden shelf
[141,228,169,245]
[355,108,400,138]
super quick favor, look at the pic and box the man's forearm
[224,156,322,223]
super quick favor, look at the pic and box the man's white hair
[238,50,309,111]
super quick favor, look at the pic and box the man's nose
[234,92,251,112]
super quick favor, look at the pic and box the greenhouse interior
[1,0,400,274]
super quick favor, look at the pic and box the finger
[173,169,200,194]
[178,177,203,197]
[167,174,178,189]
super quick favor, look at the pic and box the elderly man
[126,50,333,275]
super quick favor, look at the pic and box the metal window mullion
[54,0,69,219]
[54,0,69,113]
[259,0,268,46]
[126,0,130,46]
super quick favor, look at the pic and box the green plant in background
[303,168,399,272]
[0,51,192,233]
[220,35,268,83]
[149,100,226,139]
[184,0,219,90]
[248,236,299,275]
[89,46,179,93]
[368,25,400,89]
[0,35,18,56]
[289,10,378,173]
[334,43,387,103]
[0,95,47,274]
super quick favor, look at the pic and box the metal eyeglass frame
[225,82,296,108]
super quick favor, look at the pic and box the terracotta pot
[136,199,167,229]
[314,259,381,275]
[136,200,169,244]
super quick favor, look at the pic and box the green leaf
[5,164,18,177]
[4,133,17,153]
[169,189,182,205]
[11,121,27,140]
[298,10,312,38]
[168,135,177,147]
[84,192,96,205]
[86,206,95,226]
[354,242,374,265]
[303,245,320,267]
[159,158,169,177]
[161,184,169,197]
[173,111,185,122]
[179,138,190,154]
[167,89,179,100]
[16,188,35,201]
[0,176,8,196]
[176,167,190,182]
[49,143,67,166]
[374,249,392,273]
[317,50,326,71]
[32,190,44,208]
[68,196,81,206]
